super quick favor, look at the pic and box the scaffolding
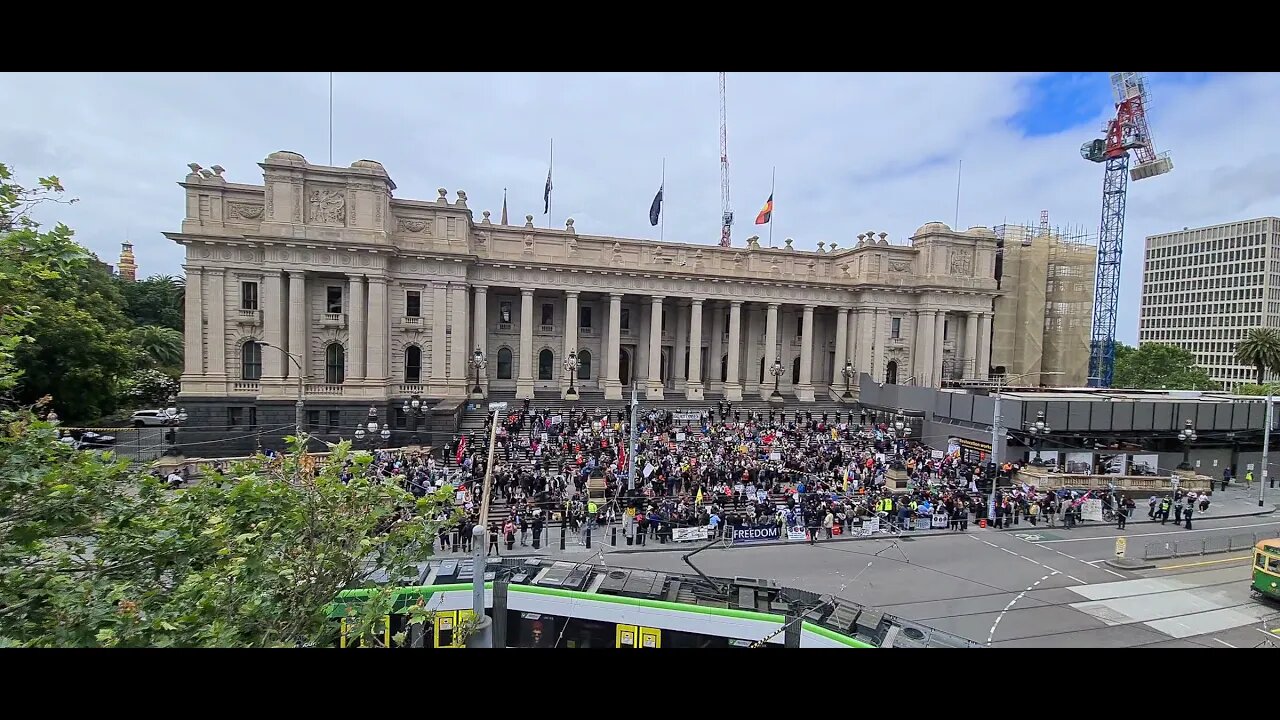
[991,219,1097,387]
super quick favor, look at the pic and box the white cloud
[1,71,1274,345]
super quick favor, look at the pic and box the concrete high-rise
[1140,216,1280,390]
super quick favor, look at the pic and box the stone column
[367,276,388,382]
[472,285,488,395]
[917,309,937,386]
[832,307,848,397]
[604,292,623,400]
[182,267,203,380]
[431,282,448,386]
[450,282,469,394]
[977,312,993,381]
[646,296,666,400]
[761,302,780,399]
[847,309,860,386]
[872,308,888,382]
[261,272,284,381]
[857,308,874,376]
[516,288,535,399]
[913,310,929,384]
[673,302,689,395]
[287,271,307,384]
[965,310,980,380]
[708,302,723,391]
[724,300,743,401]
[206,269,226,378]
[348,275,366,382]
[562,290,579,398]
[795,304,816,402]
[933,311,947,387]
[686,299,704,401]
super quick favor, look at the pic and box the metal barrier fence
[1143,529,1280,561]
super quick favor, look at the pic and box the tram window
[1270,556,1280,573]
[559,617,613,648]
[1260,553,1268,570]
[515,612,561,648]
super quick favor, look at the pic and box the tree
[120,368,180,407]
[116,275,184,332]
[1232,383,1280,397]
[1235,328,1280,386]
[130,325,184,369]
[1111,342,1219,391]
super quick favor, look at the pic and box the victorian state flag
[754,193,773,225]
[649,184,663,226]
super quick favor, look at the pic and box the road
[589,511,1280,648]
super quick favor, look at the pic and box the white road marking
[1084,559,1109,565]
[988,574,1050,646]
[1257,629,1279,642]
[1103,568,1127,578]
[1032,521,1280,544]
[983,541,998,547]
[1001,548,1018,555]
[1213,638,1237,648]
[1067,575,1087,584]
[1043,566,1060,574]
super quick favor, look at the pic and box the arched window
[720,354,728,383]
[886,361,898,385]
[241,341,262,381]
[325,343,345,384]
[497,347,513,379]
[791,356,801,385]
[538,349,554,380]
[404,345,422,383]
[578,349,592,380]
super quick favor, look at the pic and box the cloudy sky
[2,72,1276,344]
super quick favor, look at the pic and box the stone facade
[167,152,1002,451]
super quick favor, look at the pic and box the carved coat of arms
[308,188,347,225]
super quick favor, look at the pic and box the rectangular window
[580,306,592,329]
[891,318,901,339]
[227,407,243,429]
[327,286,343,314]
[326,410,340,434]
[247,407,257,428]
[541,303,554,327]
[499,301,513,325]
[621,308,630,330]
[406,291,421,318]
[308,410,320,431]
[240,281,258,310]
[395,408,407,429]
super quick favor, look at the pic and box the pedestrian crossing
[1066,567,1272,639]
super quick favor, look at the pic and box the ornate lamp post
[353,406,380,449]
[1026,409,1052,465]
[564,350,579,400]
[163,394,188,455]
[769,359,784,402]
[402,394,428,446]
[841,361,855,400]
[1177,419,1198,470]
[470,348,487,398]
[893,416,911,456]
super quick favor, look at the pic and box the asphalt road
[590,510,1280,648]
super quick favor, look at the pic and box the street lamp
[1177,419,1198,470]
[259,341,306,436]
[841,361,855,400]
[353,406,380,448]
[979,370,1065,524]
[163,394,188,456]
[1026,409,1052,465]
[564,350,579,400]
[402,394,429,446]
[769,359,784,401]
[470,348,487,398]
[893,416,911,456]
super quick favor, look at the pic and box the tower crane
[1080,72,1173,387]
[719,72,733,247]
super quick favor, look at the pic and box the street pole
[987,382,1003,522]
[295,367,305,437]
[624,381,639,541]
[1262,393,1272,508]
[471,400,505,650]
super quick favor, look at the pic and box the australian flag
[543,166,553,214]
[649,184,663,226]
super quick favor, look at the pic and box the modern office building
[1140,217,1280,390]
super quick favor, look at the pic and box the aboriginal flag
[754,193,773,225]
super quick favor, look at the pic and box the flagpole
[954,159,962,229]
[548,138,554,229]
[660,157,666,242]
[769,166,776,248]
[328,72,334,165]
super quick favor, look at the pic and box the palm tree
[131,324,184,368]
[1235,327,1280,385]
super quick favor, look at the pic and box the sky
[2,71,1277,345]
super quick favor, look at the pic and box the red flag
[617,446,627,471]
[455,436,467,464]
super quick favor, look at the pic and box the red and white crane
[719,72,733,247]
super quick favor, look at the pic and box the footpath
[430,485,1277,561]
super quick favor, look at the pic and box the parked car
[60,429,117,450]
[131,409,169,427]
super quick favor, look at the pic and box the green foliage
[1232,383,1280,397]
[1112,342,1219,391]
[120,368,180,407]
[0,424,458,647]
[116,275,183,332]
[130,325,183,370]
[1235,328,1280,386]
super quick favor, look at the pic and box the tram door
[433,610,477,648]
[340,615,391,648]
[615,624,661,648]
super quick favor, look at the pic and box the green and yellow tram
[1252,539,1280,601]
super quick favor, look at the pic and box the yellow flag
[695,488,703,505]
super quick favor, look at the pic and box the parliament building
[169,151,1063,453]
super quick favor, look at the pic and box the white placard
[672,526,709,542]
[676,432,686,442]
[1081,498,1103,522]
